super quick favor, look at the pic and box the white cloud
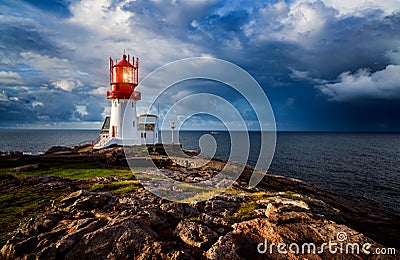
[289,67,328,84]
[1,0,400,128]
[322,0,400,16]
[0,71,24,85]
[317,65,400,101]
[281,1,335,41]
[51,79,83,92]
[90,86,109,96]
[289,68,311,80]
[32,101,43,108]
[244,0,337,44]
[20,52,72,71]
[75,105,88,116]
[63,0,202,75]
[69,0,133,37]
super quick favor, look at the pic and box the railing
[107,90,141,100]
[94,136,112,148]
[78,140,96,146]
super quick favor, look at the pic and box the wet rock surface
[1,146,399,259]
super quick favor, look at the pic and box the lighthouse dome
[114,54,134,68]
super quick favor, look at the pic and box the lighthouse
[94,53,142,149]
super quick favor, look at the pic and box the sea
[0,129,399,214]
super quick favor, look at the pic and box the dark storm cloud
[297,12,400,79]
[1,0,400,130]
[0,24,57,55]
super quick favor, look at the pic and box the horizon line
[0,128,400,133]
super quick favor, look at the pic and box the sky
[0,0,400,131]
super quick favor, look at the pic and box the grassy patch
[187,217,202,223]
[248,191,275,201]
[222,191,275,224]
[0,157,137,240]
[1,159,134,180]
[89,180,141,195]
[178,189,226,203]
[0,187,68,240]
[281,191,316,206]
[225,200,260,224]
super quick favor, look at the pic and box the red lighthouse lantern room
[107,54,141,100]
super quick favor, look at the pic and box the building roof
[101,116,110,133]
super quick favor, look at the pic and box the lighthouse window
[132,121,135,127]
[112,67,118,82]
[123,67,133,83]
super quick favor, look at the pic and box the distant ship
[210,131,220,135]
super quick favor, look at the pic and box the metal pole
[171,121,175,144]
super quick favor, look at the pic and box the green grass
[222,191,274,224]
[225,200,260,224]
[179,189,226,203]
[248,191,275,201]
[0,159,134,180]
[222,190,317,224]
[187,217,202,223]
[0,157,137,240]
[89,180,142,195]
[0,187,69,239]
[280,191,316,206]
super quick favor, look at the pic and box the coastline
[0,145,399,259]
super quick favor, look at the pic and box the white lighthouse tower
[94,53,141,149]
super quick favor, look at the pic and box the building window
[132,121,135,127]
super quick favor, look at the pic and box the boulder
[175,220,218,249]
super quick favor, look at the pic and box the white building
[138,114,159,145]
[94,53,142,149]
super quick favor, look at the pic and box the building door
[112,126,117,137]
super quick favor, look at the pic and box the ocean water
[0,129,399,214]
[0,129,99,154]
[179,131,400,214]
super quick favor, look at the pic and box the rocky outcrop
[87,146,128,166]
[0,151,23,158]
[175,220,218,249]
[44,146,77,155]
[206,197,386,259]
[1,147,399,259]
[2,183,398,259]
